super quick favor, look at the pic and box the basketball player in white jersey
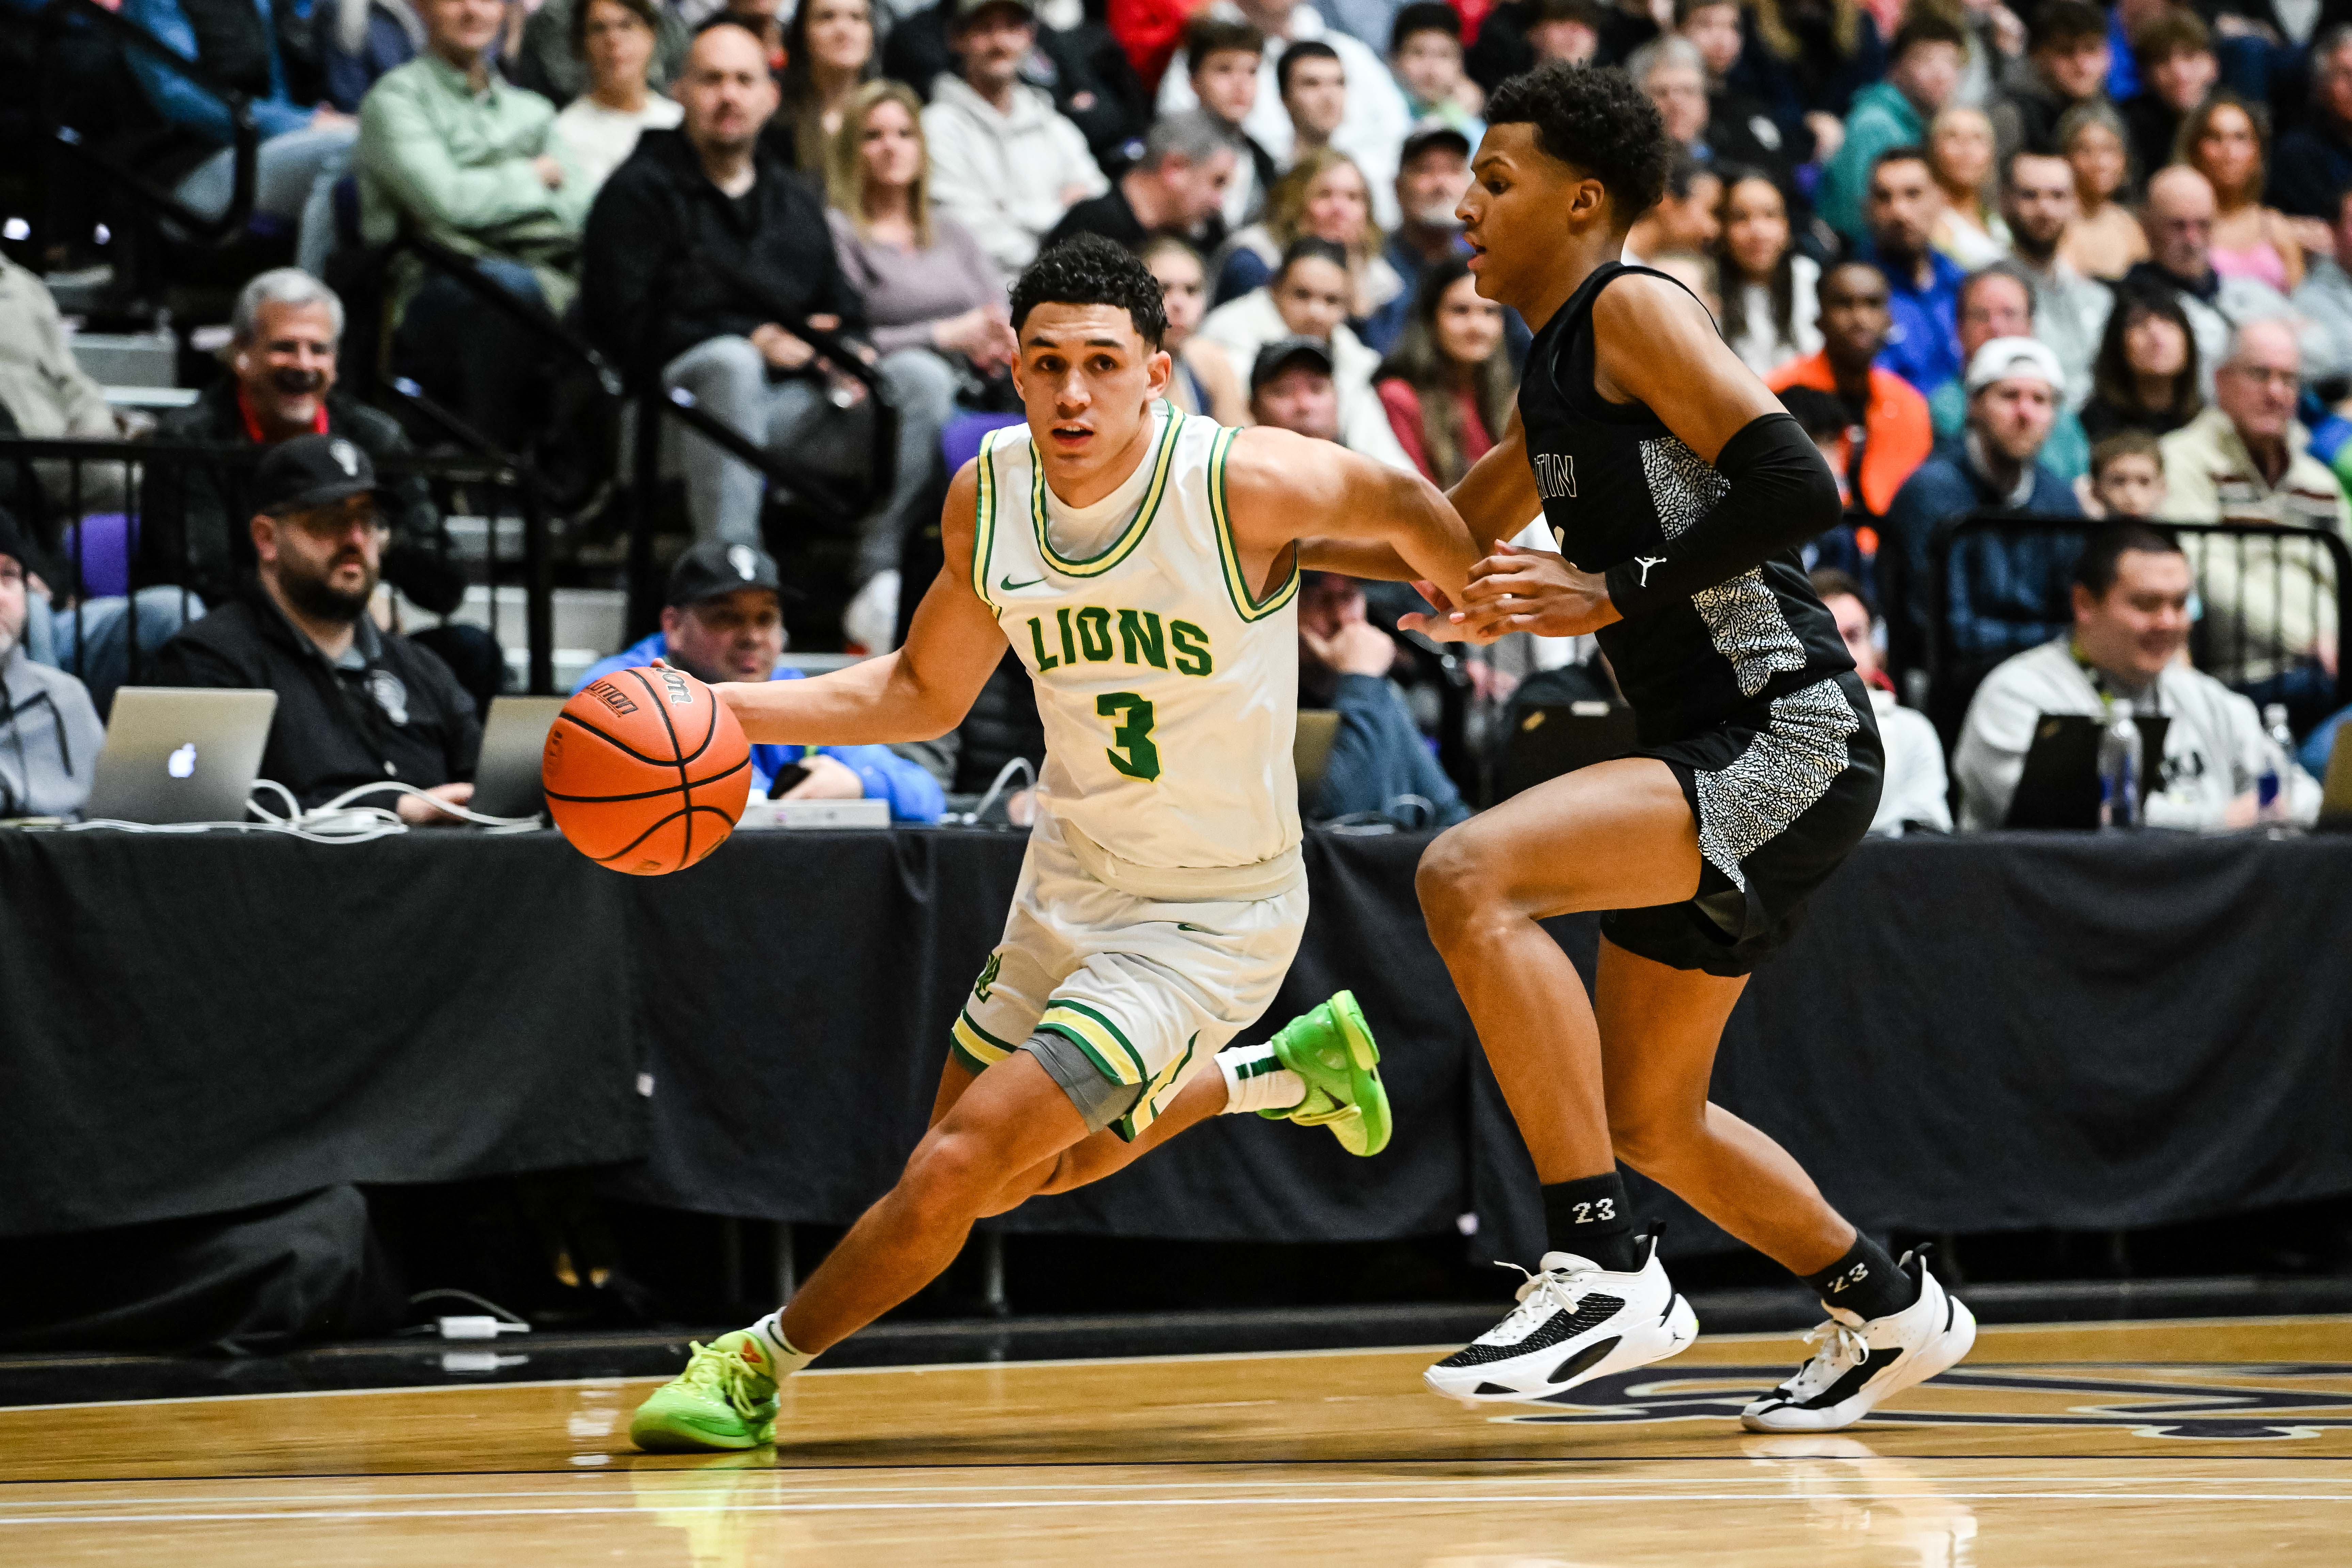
[627,235,1488,1452]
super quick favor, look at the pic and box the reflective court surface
[4,1316,2350,1565]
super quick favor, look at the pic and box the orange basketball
[543,665,752,875]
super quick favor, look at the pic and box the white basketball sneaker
[1741,1252,1977,1432]
[1424,1236,1699,1406]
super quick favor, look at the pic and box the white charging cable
[947,756,1036,826]
[249,779,543,840]
[398,1287,534,1341]
[67,779,543,842]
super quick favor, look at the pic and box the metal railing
[619,259,902,637]
[34,0,258,248]
[25,0,910,661]
[0,436,558,696]
[379,238,902,640]
[1921,512,2352,742]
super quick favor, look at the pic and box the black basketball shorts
[1603,671,1883,977]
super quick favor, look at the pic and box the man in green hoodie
[1816,12,1968,244]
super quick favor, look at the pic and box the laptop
[83,688,277,824]
[2004,712,2170,830]
[1498,700,1640,800]
[1293,709,1341,802]
[467,695,569,821]
[2320,729,2352,830]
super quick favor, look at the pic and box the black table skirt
[4,826,2349,1267]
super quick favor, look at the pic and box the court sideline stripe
[8,1473,2352,1508]
[9,1486,2342,1504]
[10,1453,2352,1488]
[7,1313,2351,1414]
[8,1491,2352,1526]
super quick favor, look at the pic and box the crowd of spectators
[9,0,2352,830]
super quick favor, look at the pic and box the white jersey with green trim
[971,400,1301,874]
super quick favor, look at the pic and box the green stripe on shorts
[951,1009,1016,1074]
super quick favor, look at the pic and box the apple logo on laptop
[167,742,197,779]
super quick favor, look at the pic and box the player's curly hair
[1485,62,1672,223]
[1010,235,1168,349]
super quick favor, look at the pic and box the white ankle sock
[1218,1044,1306,1114]
[743,1312,815,1377]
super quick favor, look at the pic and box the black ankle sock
[1541,1171,1642,1272]
[1802,1234,1918,1321]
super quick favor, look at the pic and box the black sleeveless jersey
[1517,263,1853,742]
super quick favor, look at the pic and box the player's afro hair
[1485,62,1672,223]
[1010,234,1168,349]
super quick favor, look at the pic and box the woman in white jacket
[1196,237,1413,470]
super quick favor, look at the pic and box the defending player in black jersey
[1404,63,1975,1431]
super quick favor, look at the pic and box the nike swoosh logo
[1000,574,1043,591]
[1175,922,1205,932]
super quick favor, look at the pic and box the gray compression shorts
[1018,1032,1146,1136]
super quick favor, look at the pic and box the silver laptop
[83,688,277,824]
[467,695,569,821]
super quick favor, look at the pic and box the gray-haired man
[149,269,454,613]
[145,269,497,710]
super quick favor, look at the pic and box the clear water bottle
[2097,712,2142,829]
[2258,702,2295,823]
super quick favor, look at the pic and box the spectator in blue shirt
[1880,336,2085,680]
[1813,11,1964,242]
[1297,570,1467,827]
[123,0,360,276]
[575,542,943,821]
[1862,145,1967,394]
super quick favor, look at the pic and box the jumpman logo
[1634,555,1668,587]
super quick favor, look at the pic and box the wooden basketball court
[5,1315,2349,1564]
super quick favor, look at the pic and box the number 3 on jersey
[1096,692,1161,781]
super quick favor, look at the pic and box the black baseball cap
[1250,336,1336,392]
[1400,121,1473,165]
[665,539,795,608]
[0,505,27,570]
[253,433,381,517]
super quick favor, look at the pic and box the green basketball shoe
[1257,990,1392,1156]
[628,1331,781,1452]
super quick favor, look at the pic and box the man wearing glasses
[153,435,483,821]
[2159,317,2352,734]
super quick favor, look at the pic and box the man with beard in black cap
[153,435,483,822]
[143,269,499,710]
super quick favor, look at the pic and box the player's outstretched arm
[1585,274,1838,613]
[1445,407,1545,555]
[1288,414,1548,644]
[716,464,1006,747]
[1230,427,1483,610]
[1448,276,1837,641]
